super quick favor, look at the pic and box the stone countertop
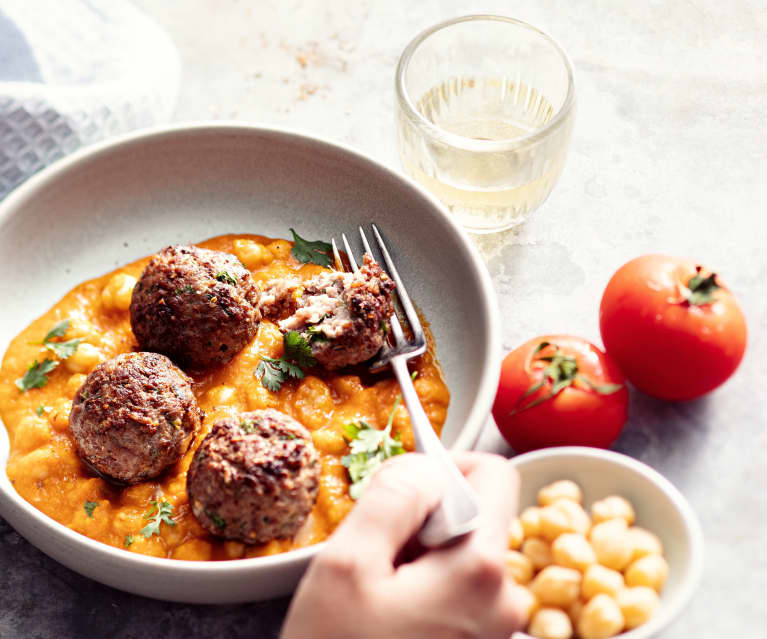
[2,1,765,637]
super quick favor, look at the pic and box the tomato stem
[683,265,721,306]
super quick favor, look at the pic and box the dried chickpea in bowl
[507,478,670,639]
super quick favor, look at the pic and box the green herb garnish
[255,331,316,392]
[16,359,59,392]
[240,419,257,434]
[341,395,406,500]
[35,405,52,417]
[44,338,82,359]
[140,500,176,539]
[289,228,333,267]
[124,535,134,548]
[216,271,238,285]
[84,500,99,518]
[42,319,70,343]
[205,510,227,529]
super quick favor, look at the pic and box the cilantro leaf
[84,500,99,518]
[140,500,176,539]
[256,358,287,392]
[216,271,238,285]
[44,338,82,360]
[341,396,406,500]
[124,535,134,548]
[43,319,70,343]
[289,228,333,267]
[35,405,52,417]
[284,330,316,368]
[16,359,59,392]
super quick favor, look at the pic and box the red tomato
[599,255,747,401]
[492,335,629,453]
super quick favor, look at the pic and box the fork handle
[390,357,481,548]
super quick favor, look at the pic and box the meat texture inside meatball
[69,352,202,484]
[186,409,320,544]
[130,245,260,369]
[259,253,395,370]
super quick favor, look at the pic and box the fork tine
[331,238,344,271]
[341,234,359,273]
[358,226,373,256]
[371,224,424,340]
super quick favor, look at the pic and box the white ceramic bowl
[0,123,501,602]
[509,447,704,639]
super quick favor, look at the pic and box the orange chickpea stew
[0,232,449,561]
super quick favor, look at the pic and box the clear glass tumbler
[395,15,575,233]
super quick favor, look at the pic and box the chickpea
[65,373,88,399]
[13,416,51,453]
[528,607,573,639]
[311,428,348,455]
[101,273,137,311]
[523,537,554,570]
[617,586,660,629]
[540,499,591,540]
[589,518,633,570]
[48,399,73,432]
[552,533,597,572]
[515,586,540,622]
[233,239,274,269]
[530,565,581,607]
[206,384,236,406]
[627,526,664,561]
[624,554,668,592]
[582,564,625,599]
[64,342,103,374]
[509,517,524,550]
[267,239,292,260]
[538,480,583,506]
[520,506,542,537]
[591,495,636,526]
[505,550,534,585]
[577,594,625,639]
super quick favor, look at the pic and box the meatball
[69,352,202,484]
[187,409,320,544]
[259,253,395,370]
[130,245,260,369]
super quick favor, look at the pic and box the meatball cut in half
[259,253,395,370]
[69,352,202,484]
[187,409,320,544]
[130,245,260,369]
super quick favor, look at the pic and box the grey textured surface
[1,1,765,637]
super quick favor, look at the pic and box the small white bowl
[509,447,703,639]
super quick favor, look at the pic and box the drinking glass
[395,15,575,233]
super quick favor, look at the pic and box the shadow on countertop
[0,518,290,639]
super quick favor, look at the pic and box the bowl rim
[0,121,502,573]
[509,446,705,639]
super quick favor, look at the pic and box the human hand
[281,451,527,639]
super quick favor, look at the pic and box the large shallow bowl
[509,447,704,639]
[0,123,501,603]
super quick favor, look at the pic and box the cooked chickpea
[13,416,51,453]
[101,273,137,311]
[617,586,660,629]
[552,533,597,571]
[523,537,554,570]
[206,385,236,406]
[505,550,534,584]
[540,499,591,540]
[582,563,625,599]
[47,399,72,432]
[530,565,581,607]
[509,517,524,549]
[516,586,540,622]
[233,239,274,269]
[589,518,633,570]
[538,479,583,506]
[65,373,88,399]
[624,554,668,592]
[627,526,663,561]
[591,495,636,526]
[312,428,348,455]
[64,342,102,374]
[528,607,573,639]
[267,239,292,260]
[520,506,542,537]
[577,594,625,639]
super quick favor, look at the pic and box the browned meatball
[130,245,260,369]
[187,409,319,544]
[69,352,202,484]
[260,253,395,370]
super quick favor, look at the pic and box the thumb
[325,453,445,573]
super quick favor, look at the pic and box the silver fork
[332,224,481,548]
